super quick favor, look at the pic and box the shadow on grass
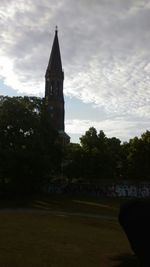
[111,253,140,267]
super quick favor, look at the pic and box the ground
[0,195,139,267]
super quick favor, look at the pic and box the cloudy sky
[0,0,150,143]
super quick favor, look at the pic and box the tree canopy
[64,127,150,182]
[0,95,149,195]
[0,96,61,193]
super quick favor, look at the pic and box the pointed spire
[55,25,58,33]
[46,26,62,75]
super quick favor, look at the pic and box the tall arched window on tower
[56,81,59,95]
[50,106,54,118]
[50,82,54,95]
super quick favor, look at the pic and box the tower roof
[46,27,63,75]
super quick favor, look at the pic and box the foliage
[63,143,84,179]
[64,127,150,182]
[0,95,149,190]
[123,131,150,180]
[0,96,61,193]
[64,127,122,181]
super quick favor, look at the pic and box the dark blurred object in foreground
[119,199,150,266]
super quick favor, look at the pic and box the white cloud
[65,51,150,117]
[66,117,150,142]
[0,0,150,140]
[0,0,64,95]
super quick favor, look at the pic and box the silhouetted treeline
[0,96,149,194]
[0,96,62,194]
[63,127,150,182]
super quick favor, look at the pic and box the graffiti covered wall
[44,181,150,198]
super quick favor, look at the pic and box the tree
[106,137,122,178]
[0,96,61,194]
[63,143,84,180]
[80,127,99,152]
[126,131,150,180]
[79,127,122,180]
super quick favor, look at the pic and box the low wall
[44,181,150,198]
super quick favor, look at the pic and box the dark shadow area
[111,253,140,267]
[0,194,34,209]
[119,199,150,267]
[0,193,106,211]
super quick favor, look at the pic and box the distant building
[45,27,70,144]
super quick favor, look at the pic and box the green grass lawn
[0,196,139,267]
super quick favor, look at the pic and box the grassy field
[0,195,139,267]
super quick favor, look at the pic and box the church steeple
[45,27,65,132]
[46,26,64,79]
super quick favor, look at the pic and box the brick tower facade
[45,27,70,144]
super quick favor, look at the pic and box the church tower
[45,27,70,144]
